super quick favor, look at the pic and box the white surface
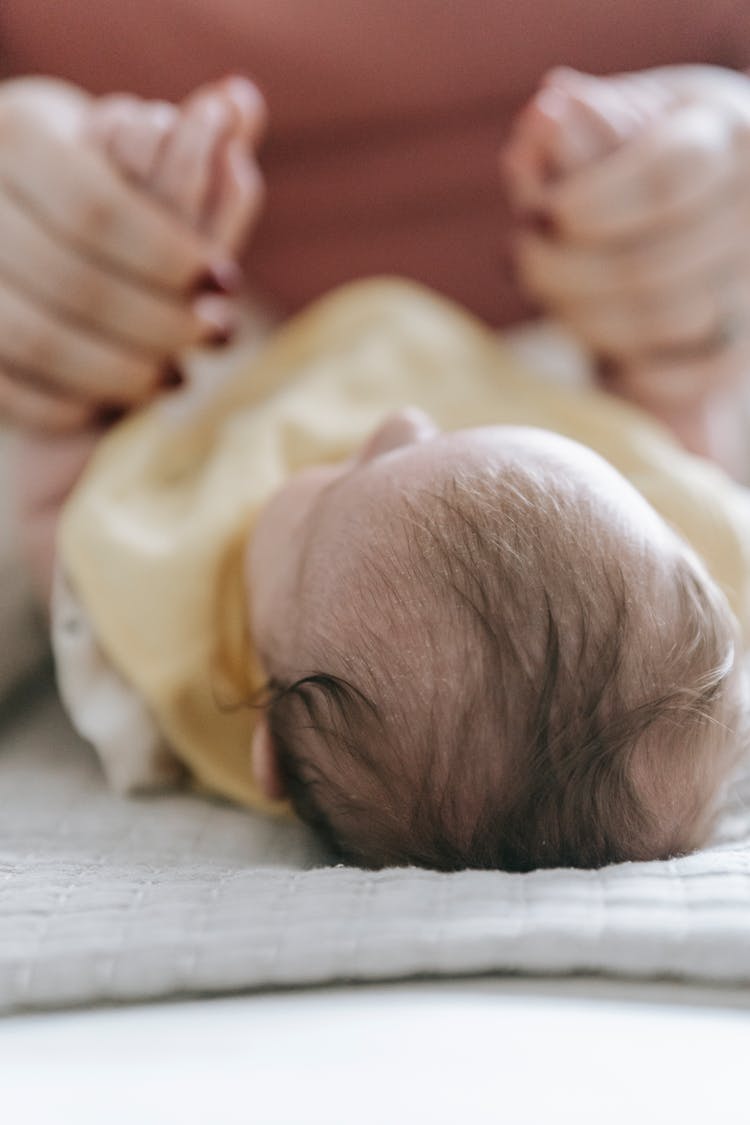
[2,679,750,1015]
[3,978,750,1124]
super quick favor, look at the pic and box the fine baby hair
[265,444,744,872]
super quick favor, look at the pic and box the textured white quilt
[1,677,749,1015]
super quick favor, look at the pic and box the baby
[34,77,750,873]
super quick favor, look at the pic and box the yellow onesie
[57,279,750,811]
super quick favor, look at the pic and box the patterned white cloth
[0,679,749,1015]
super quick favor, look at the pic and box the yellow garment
[59,279,750,810]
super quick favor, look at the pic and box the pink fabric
[2,1,749,325]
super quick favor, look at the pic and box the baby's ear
[251,716,288,800]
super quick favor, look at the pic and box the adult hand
[0,78,240,432]
[89,75,266,257]
[515,100,750,359]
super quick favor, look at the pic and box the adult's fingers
[560,279,741,357]
[502,82,623,211]
[0,105,232,289]
[515,191,750,306]
[0,366,92,432]
[154,78,266,238]
[154,91,234,227]
[219,76,268,147]
[543,103,738,242]
[604,338,750,413]
[207,137,265,253]
[540,70,635,176]
[0,186,232,353]
[550,92,618,176]
[90,96,178,184]
[0,274,162,405]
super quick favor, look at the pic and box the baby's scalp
[257,425,745,871]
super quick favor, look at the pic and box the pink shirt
[3,1,749,325]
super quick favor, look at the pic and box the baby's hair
[266,469,745,872]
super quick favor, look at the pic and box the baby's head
[247,411,746,871]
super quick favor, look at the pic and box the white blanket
[0,677,749,1015]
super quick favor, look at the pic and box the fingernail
[194,293,238,346]
[192,260,244,295]
[206,324,236,348]
[523,210,558,237]
[161,364,185,389]
[96,405,126,427]
[596,354,619,382]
